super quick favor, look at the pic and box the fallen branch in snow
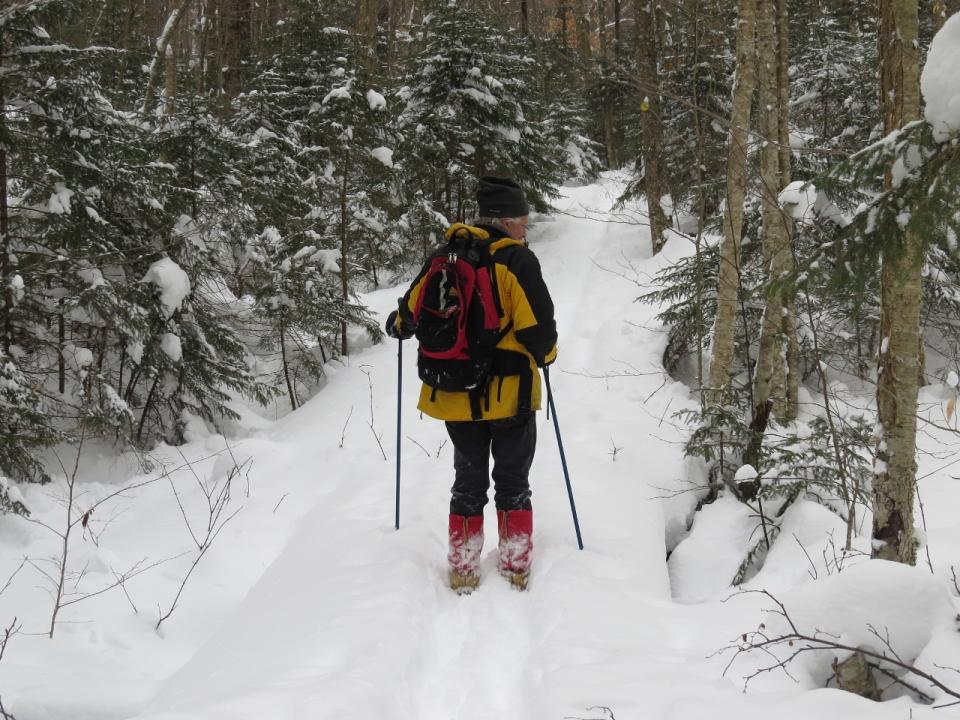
[721,589,960,706]
[0,696,17,720]
[951,566,959,596]
[563,706,617,720]
[406,435,431,457]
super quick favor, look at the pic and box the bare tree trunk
[340,174,350,357]
[222,0,251,102]
[751,0,793,421]
[574,0,592,67]
[635,0,670,253]
[357,0,379,75]
[279,310,297,410]
[705,0,757,402]
[0,33,13,358]
[163,0,179,116]
[777,0,799,420]
[873,0,921,565]
[142,0,195,115]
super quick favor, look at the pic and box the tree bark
[222,0,251,102]
[142,0,195,115]
[873,0,920,565]
[574,0,592,67]
[635,0,670,253]
[0,36,11,357]
[356,0,379,76]
[751,0,794,422]
[777,0,799,419]
[705,0,757,403]
[340,174,350,357]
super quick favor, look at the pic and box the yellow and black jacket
[393,223,558,421]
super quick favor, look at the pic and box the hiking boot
[448,514,484,593]
[497,509,532,591]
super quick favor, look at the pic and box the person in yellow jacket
[386,177,557,593]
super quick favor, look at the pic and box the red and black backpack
[411,229,505,396]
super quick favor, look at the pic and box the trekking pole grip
[544,366,584,550]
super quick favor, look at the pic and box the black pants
[445,412,537,516]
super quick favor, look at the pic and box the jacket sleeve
[506,247,558,366]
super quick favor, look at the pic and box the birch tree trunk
[142,0,194,115]
[777,0,799,420]
[705,0,757,403]
[751,0,792,421]
[635,0,670,253]
[872,0,921,565]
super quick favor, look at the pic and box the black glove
[385,309,414,340]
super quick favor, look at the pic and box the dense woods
[2,0,960,579]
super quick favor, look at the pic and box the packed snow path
[128,178,918,720]
[4,177,950,720]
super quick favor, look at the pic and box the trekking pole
[543,366,583,550]
[395,338,402,530]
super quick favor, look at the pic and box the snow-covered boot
[448,514,484,593]
[497,509,533,590]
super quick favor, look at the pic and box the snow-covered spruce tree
[139,98,274,443]
[246,226,355,409]
[226,5,386,369]
[397,1,564,226]
[0,0,187,473]
[536,36,603,185]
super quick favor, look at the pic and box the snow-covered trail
[120,177,688,720]
[122,176,918,720]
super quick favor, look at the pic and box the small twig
[273,493,289,513]
[0,617,21,664]
[609,438,622,462]
[951,566,960,596]
[0,558,27,597]
[340,406,354,448]
[915,483,935,574]
[0,695,17,720]
[406,436,431,457]
[436,439,447,458]
[722,589,960,702]
[871,662,935,703]
[112,568,139,614]
[564,707,617,720]
[793,534,818,580]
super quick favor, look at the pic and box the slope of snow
[1,175,959,720]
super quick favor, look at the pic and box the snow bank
[142,258,191,319]
[669,495,759,603]
[921,12,960,141]
[732,560,958,695]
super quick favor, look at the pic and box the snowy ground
[2,174,960,720]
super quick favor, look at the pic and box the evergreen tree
[398,1,565,224]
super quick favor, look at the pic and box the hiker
[386,176,558,592]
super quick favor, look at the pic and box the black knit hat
[477,176,529,218]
